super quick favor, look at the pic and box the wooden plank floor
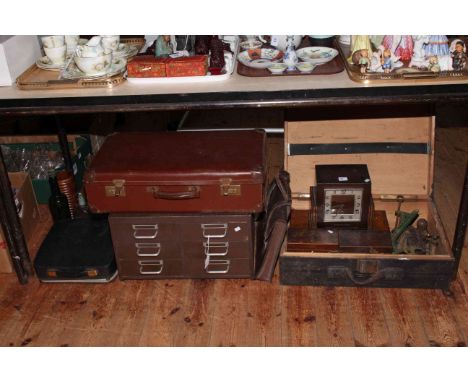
[0,127,467,347]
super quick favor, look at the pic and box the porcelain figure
[409,35,430,68]
[349,35,373,63]
[451,40,467,71]
[283,35,298,71]
[383,35,414,62]
[381,49,393,73]
[424,35,449,56]
[155,35,173,57]
[427,56,441,72]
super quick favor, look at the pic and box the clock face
[323,188,363,223]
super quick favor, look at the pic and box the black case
[34,215,117,283]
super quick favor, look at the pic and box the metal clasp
[105,179,126,197]
[220,178,241,196]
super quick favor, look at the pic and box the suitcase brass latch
[220,178,241,196]
[105,179,126,197]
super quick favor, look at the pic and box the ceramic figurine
[283,35,298,71]
[451,40,467,71]
[383,35,414,62]
[381,49,393,73]
[357,49,371,73]
[349,35,373,63]
[370,51,384,72]
[424,35,449,57]
[409,35,430,68]
[155,35,173,57]
[427,56,441,72]
[369,35,384,48]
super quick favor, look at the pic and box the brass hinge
[105,179,126,197]
[220,178,241,196]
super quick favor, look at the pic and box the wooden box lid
[285,115,435,209]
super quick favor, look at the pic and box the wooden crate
[280,114,454,288]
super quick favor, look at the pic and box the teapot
[258,35,302,51]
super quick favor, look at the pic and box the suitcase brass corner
[105,179,126,197]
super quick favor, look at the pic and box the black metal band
[289,142,429,156]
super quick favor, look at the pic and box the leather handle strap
[344,268,384,285]
[150,186,200,200]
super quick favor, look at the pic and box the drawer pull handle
[132,224,158,239]
[204,259,230,274]
[138,260,164,275]
[149,186,200,200]
[135,243,161,257]
[203,241,229,256]
[201,223,228,238]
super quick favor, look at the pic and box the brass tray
[16,64,125,90]
[16,37,144,90]
[337,39,468,83]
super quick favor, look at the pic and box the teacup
[65,35,79,55]
[44,45,67,65]
[101,35,120,51]
[78,36,105,58]
[41,35,65,49]
[74,50,112,76]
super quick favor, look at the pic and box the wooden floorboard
[0,125,467,347]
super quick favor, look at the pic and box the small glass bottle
[48,175,71,222]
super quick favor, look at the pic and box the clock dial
[324,188,363,223]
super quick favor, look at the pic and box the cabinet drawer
[117,258,184,279]
[182,240,252,260]
[113,240,181,261]
[110,218,180,240]
[188,258,253,278]
[181,219,252,242]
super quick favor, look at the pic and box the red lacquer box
[165,55,208,77]
[127,56,167,78]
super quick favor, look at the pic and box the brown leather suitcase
[84,131,266,214]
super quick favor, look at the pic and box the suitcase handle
[138,260,164,275]
[149,186,200,200]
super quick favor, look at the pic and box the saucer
[112,43,139,59]
[238,49,284,69]
[61,57,127,80]
[296,47,338,65]
[36,56,67,71]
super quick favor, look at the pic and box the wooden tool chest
[279,108,455,288]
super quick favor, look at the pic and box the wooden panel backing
[285,116,435,210]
